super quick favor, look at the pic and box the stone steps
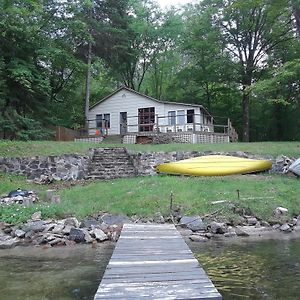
[86,148,136,180]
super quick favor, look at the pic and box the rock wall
[128,150,294,176]
[0,154,89,180]
[0,149,295,181]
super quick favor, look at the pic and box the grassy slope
[1,173,299,224]
[0,140,300,157]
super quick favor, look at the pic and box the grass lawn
[0,140,300,157]
[1,172,299,224]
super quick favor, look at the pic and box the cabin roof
[89,86,211,116]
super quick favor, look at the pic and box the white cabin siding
[88,88,208,135]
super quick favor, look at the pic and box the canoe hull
[156,155,272,176]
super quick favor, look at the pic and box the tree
[0,0,88,139]
[90,0,178,91]
[197,0,294,141]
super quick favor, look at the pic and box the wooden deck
[94,223,222,300]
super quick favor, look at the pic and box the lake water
[190,237,300,300]
[0,243,114,300]
[0,237,299,299]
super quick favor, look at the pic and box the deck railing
[86,113,238,141]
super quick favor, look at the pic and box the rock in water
[235,227,250,237]
[209,221,227,234]
[93,228,108,241]
[69,228,85,243]
[189,234,208,242]
[179,216,205,231]
[279,224,292,232]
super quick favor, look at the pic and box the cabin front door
[120,112,127,135]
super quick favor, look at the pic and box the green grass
[0,140,300,157]
[1,172,299,224]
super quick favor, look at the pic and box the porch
[84,113,238,144]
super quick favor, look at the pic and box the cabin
[87,87,237,144]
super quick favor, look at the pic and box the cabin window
[96,114,110,128]
[187,109,194,123]
[177,110,185,125]
[168,111,176,125]
[138,107,155,131]
[96,114,102,128]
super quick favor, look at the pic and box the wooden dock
[94,223,222,299]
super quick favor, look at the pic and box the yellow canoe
[156,155,272,176]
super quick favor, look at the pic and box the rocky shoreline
[1,209,300,249]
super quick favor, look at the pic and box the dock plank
[94,224,222,300]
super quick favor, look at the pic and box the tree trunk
[84,42,92,130]
[242,89,250,142]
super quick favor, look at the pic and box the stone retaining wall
[0,154,89,180]
[129,150,292,176]
[0,149,295,180]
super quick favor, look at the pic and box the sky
[156,0,195,9]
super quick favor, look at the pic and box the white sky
[156,0,195,9]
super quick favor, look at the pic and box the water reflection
[190,239,300,300]
[0,243,114,300]
[0,238,299,299]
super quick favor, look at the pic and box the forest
[0,0,300,142]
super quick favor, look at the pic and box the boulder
[62,225,72,235]
[224,227,237,238]
[22,220,46,233]
[48,238,64,246]
[64,217,79,228]
[246,217,258,226]
[274,207,288,216]
[69,228,85,243]
[25,230,35,239]
[101,214,129,226]
[14,229,26,238]
[108,231,119,242]
[179,216,205,231]
[0,236,20,249]
[209,221,227,234]
[52,224,64,234]
[235,227,250,237]
[43,223,56,232]
[189,234,208,242]
[81,229,93,243]
[279,223,292,232]
[92,228,108,241]
[261,221,270,227]
[80,217,99,229]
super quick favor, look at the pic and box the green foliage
[0,203,62,224]
[0,0,89,138]
[0,0,299,141]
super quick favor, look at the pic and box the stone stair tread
[87,147,136,180]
